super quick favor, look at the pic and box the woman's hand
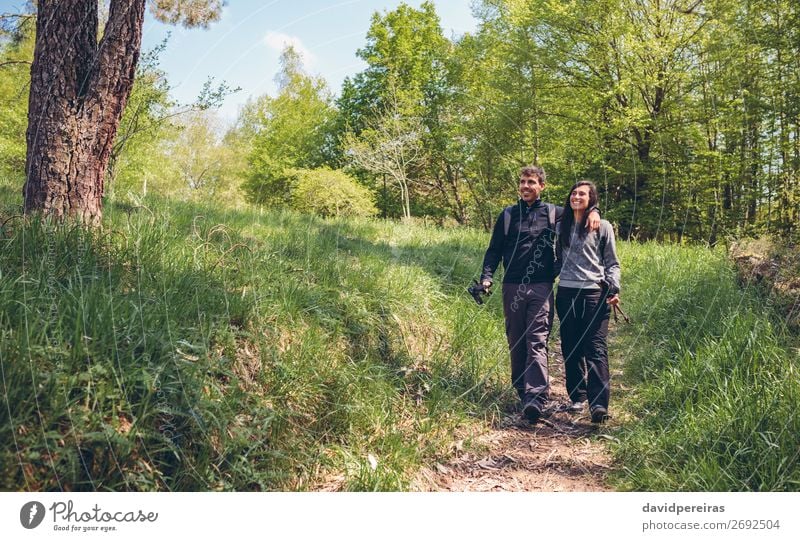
[606,294,620,307]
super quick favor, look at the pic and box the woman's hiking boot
[590,406,609,424]
[568,400,587,413]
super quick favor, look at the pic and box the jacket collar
[518,198,543,209]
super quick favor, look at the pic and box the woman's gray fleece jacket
[555,220,621,294]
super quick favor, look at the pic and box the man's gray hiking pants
[502,282,553,407]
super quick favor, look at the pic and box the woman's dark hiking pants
[502,282,554,407]
[555,286,610,410]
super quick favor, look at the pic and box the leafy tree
[339,1,469,222]
[169,110,242,201]
[104,35,237,204]
[339,1,448,130]
[344,86,424,220]
[242,46,337,206]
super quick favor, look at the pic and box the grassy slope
[1,192,797,490]
[612,242,799,490]
[0,196,512,490]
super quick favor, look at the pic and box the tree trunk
[448,170,467,224]
[23,0,146,225]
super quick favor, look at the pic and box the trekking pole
[611,303,631,324]
[599,280,631,324]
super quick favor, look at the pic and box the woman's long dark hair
[559,180,599,247]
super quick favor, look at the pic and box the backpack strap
[545,203,556,231]
[598,222,607,265]
[599,228,606,253]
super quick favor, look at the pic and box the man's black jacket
[480,198,564,285]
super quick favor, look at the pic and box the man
[479,166,600,423]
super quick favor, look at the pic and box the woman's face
[570,185,591,211]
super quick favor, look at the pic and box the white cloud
[263,32,315,67]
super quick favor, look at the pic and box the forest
[4,0,800,242]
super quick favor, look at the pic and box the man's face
[519,175,544,204]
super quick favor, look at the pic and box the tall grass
[1,189,797,491]
[0,196,511,490]
[611,242,800,490]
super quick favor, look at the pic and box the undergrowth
[610,243,800,490]
[1,192,798,491]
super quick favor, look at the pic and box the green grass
[609,242,800,491]
[1,188,798,491]
[0,194,511,490]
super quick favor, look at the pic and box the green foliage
[109,40,243,206]
[162,110,243,202]
[242,47,338,206]
[289,167,377,218]
[339,2,471,223]
[336,0,800,237]
[0,16,33,204]
[341,1,449,125]
[108,40,179,199]
[464,0,800,239]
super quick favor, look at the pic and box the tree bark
[23,0,146,225]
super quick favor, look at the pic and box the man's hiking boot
[590,406,609,424]
[568,400,587,413]
[522,401,542,423]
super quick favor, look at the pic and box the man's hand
[586,208,601,232]
[606,294,620,307]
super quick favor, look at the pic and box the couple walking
[479,165,621,424]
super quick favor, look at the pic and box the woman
[555,180,620,423]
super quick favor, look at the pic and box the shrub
[289,167,377,218]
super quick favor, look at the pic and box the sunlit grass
[1,193,797,491]
[0,196,508,490]
[610,243,800,491]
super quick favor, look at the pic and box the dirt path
[415,344,616,491]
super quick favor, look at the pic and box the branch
[0,13,34,20]
[677,0,704,15]
[0,60,31,68]
[0,12,34,30]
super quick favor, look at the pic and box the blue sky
[2,1,478,121]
